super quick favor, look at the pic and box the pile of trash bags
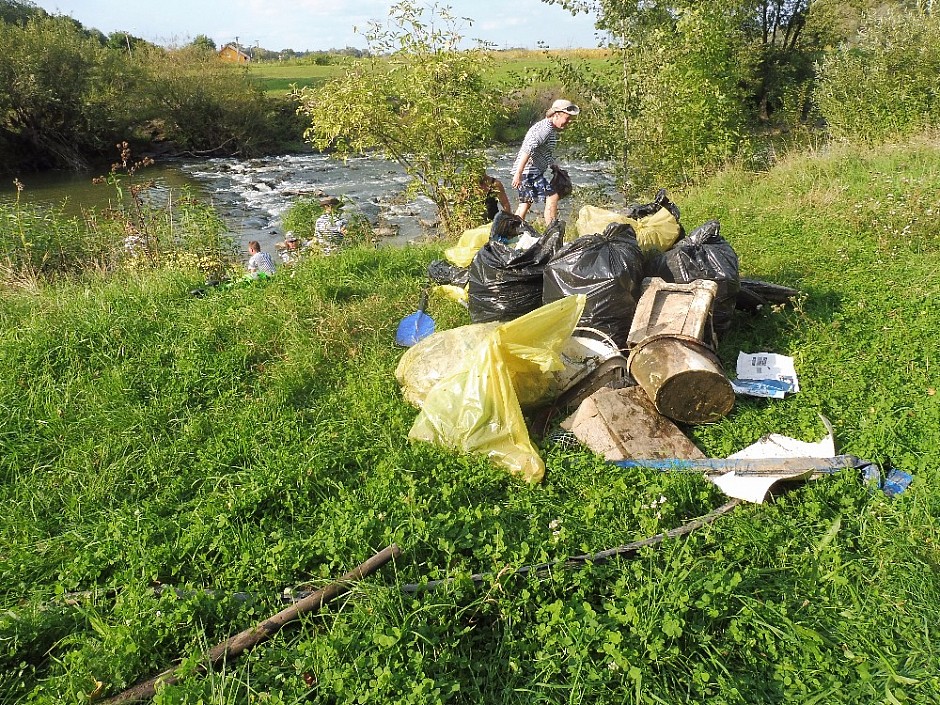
[402,191,750,481]
[429,189,740,347]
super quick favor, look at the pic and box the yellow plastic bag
[576,205,630,238]
[633,206,681,255]
[396,322,500,408]
[576,204,681,255]
[406,295,586,483]
[432,284,468,306]
[444,224,491,267]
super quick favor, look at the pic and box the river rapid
[1,149,618,255]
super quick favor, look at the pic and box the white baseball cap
[546,99,580,117]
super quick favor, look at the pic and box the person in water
[510,98,579,225]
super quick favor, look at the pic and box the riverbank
[2,136,939,703]
[1,149,620,257]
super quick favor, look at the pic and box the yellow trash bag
[406,295,586,483]
[576,205,630,239]
[396,321,500,408]
[576,205,681,255]
[431,284,468,306]
[632,206,681,255]
[444,223,491,268]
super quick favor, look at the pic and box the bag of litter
[646,219,740,338]
[406,295,585,483]
[467,221,564,323]
[576,199,681,256]
[542,222,645,347]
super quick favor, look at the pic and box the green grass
[1,136,939,703]
[248,49,608,97]
[247,62,351,97]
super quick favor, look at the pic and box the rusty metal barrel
[628,334,734,424]
[625,278,735,424]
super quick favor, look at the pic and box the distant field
[247,62,348,96]
[248,49,610,96]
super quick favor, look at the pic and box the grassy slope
[1,137,939,703]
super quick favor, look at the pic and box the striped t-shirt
[315,213,347,254]
[512,118,558,176]
[247,251,276,275]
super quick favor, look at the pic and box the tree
[814,5,940,141]
[543,0,753,194]
[189,34,217,53]
[0,13,140,170]
[0,0,43,25]
[294,1,504,235]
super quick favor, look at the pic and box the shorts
[516,171,555,204]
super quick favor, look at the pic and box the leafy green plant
[815,8,940,142]
[295,0,506,236]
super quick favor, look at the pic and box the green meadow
[1,135,939,703]
[247,49,608,97]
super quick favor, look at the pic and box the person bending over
[510,98,579,225]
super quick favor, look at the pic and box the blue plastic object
[881,468,913,497]
[395,290,436,347]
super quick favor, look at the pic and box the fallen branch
[101,544,401,704]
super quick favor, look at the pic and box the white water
[180,149,619,251]
[2,149,619,254]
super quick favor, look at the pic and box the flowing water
[1,149,618,255]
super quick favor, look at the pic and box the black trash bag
[624,188,682,222]
[646,219,740,338]
[490,210,530,244]
[428,259,469,287]
[543,222,645,347]
[550,166,573,198]
[468,221,565,323]
[735,279,800,313]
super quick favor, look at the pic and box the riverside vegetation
[1,133,939,703]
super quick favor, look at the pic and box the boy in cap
[314,195,348,255]
[510,98,580,225]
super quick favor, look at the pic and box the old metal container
[627,335,734,424]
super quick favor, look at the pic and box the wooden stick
[101,544,401,704]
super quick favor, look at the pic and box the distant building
[219,44,251,64]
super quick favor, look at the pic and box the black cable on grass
[397,498,743,593]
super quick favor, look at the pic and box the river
[0,149,619,253]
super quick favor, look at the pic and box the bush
[135,45,288,157]
[1,151,239,286]
[814,9,940,142]
[0,13,142,170]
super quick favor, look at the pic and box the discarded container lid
[628,335,734,424]
[627,277,719,348]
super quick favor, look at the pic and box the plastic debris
[731,351,800,398]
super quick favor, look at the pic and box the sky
[31,0,603,52]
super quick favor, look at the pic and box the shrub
[814,9,940,142]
